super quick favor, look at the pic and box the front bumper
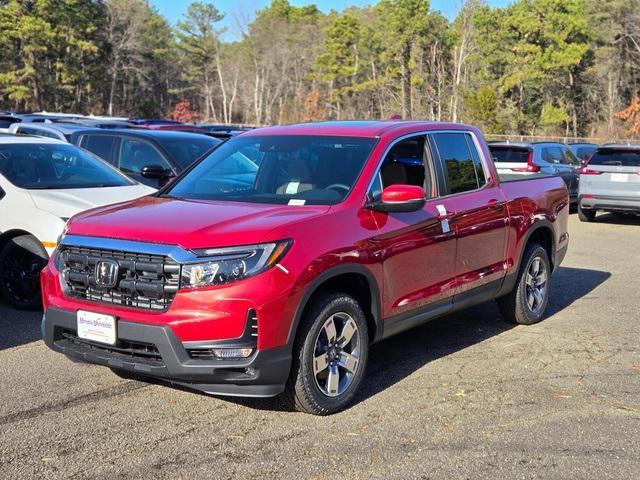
[42,307,292,397]
[579,195,640,213]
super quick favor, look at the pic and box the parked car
[568,142,598,163]
[129,119,184,127]
[0,134,154,309]
[42,121,569,414]
[577,144,640,222]
[69,129,221,187]
[488,141,581,202]
[60,118,134,129]
[198,124,254,139]
[8,122,100,142]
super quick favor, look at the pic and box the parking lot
[0,214,638,479]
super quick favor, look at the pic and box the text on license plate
[77,310,116,345]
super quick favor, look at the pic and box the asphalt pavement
[0,213,638,479]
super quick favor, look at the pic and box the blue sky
[149,0,512,41]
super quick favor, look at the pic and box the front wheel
[497,243,551,325]
[0,235,48,310]
[283,292,369,415]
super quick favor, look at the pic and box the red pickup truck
[42,121,569,415]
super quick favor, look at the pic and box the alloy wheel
[525,256,548,314]
[312,312,361,397]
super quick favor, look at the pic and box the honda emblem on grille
[95,260,119,288]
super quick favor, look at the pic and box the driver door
[367,135,457,332]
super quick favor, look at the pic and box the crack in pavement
[0,381,148,427]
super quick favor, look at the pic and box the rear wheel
[0,235,48,310]
[497,243,551,325]
[578,206,596,222]
[283,292,369,415]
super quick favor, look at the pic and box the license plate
[611,173,629,182]
[77,310,116,345]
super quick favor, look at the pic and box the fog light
[212,348,254,359]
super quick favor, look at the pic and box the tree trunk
[401,43,411,119]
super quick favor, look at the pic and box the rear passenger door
[78,134,120,164]
[542,145,574,194]
[428,132,509,302]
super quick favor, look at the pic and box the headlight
[180,240,292,289]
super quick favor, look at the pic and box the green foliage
[0,0,635,136]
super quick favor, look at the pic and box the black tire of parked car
[0,234,48,310]
[578,206,596,222]
[497,243,551,325]
[282,292,369,415]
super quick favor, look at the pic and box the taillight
[578,166,603,175]
[512,151,540,173]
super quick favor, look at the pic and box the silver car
[578,145,640,222]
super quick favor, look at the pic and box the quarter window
[432,132,481,194]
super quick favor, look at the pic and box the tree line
[2,0,640,138]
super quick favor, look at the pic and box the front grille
[59,245,180,311]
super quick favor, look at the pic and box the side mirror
[368,184,426,213]
[141,164,172,180]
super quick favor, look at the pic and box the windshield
[157,136,221,169]
[165,135,376,205]
[0,143,134,189]
[489,146,529,163]
[589,149,640,167]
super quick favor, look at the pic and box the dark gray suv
[489,142,582,202]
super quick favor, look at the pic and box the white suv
[0,134,154,309]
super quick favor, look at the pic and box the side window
[432,132,480,194]
[81,135,118,163]
[562,148,581,165]
[543,146,564,164]
[465,135,487,186]
[17,126,39,136]
[118,138,171,174]
[379,136,427,190]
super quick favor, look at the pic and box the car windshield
[589,149,640,167]
[0,143,134,189]
[489,146,529,163]
[164,135,376,205]
[157,136,221,169]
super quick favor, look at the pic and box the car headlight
[180,240,292,289]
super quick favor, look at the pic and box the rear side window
[542,146,564,164]
[489,146,529,163]
[432,132,481,194]
[80,135,118,162]
[562,148,581,166]
[575,146,596,161]
[589,149,640,167]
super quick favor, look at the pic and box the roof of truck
[241,120,476,138]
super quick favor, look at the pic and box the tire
[578,206,596,222]
[497,243,551,325]
[0,234,48,310]
[282,292,369,415]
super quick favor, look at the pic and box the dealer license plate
[610,173,629,182]
[77,310,116,345]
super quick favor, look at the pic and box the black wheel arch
[286,264,383,347]
[497,219,556,298]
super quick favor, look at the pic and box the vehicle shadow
[226,266,610,412]
[0,301,42,351]
[593,212,640,226]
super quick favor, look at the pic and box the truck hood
[68,196,331,249]
[29,185,154,219]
